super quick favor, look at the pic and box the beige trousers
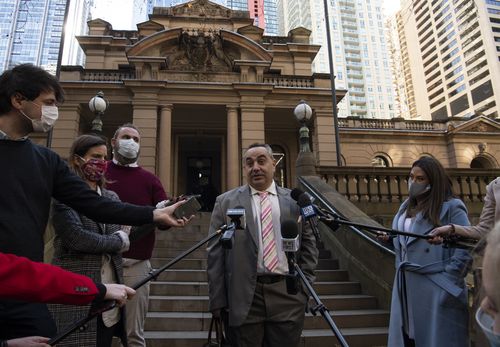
[121,259,151,347]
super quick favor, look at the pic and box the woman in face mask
[49,135,131,347]
[378,156,472,347]
[477,222,500,347]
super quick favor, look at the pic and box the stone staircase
[144,212,389,346]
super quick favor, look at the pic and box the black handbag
[205,316,227,347]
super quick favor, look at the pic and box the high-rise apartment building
[386,15,412,119]
[227,0,279,36]
[0,0,68,73]
[397,0,500,120]
[62,0,93,66]
[278,0,395,119]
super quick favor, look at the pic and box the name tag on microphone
[282,236,300,252]
[301,205,316,218]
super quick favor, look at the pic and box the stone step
[145,309,389,331]
[149,281,362,296]
[148,294,377,312]
[153,269,349,282]
[144,327,388,347]
[156,230,207,242]
[152,247,208,258]
[153,238,210,248]
[149,258,339,271]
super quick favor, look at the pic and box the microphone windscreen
[291,188,304,202]
[297,193,312,208]
[281,220,299,239]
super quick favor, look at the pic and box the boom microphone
[281,220,300,295]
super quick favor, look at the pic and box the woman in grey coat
[380,157,471,347]
[49,135,130,347]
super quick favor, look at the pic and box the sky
[91,0,403,30]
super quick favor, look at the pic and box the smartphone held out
[174,196,202,219]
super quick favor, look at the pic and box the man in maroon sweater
[106,123,168,347]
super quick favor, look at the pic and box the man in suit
[207,143,318,347]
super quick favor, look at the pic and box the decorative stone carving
[171,0,232,18]
[163,31,238,72]
[478,143,487,153]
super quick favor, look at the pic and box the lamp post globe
[88,91,108,133]
[294,100,313,124]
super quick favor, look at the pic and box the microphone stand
[317,214,477,249]
[48,225,229,346]
[293,262,349,347]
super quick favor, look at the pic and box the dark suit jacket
[207,184,318,327]
[49,189,127,347]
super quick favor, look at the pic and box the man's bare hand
[153,200,193,227]
[104,284,136,307]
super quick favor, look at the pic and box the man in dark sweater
[0,64,189,341]
[106,123,167,347]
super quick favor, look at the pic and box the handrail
[298,176,395,256]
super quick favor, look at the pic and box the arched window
[471,156,495,169]
[372,154,391,167]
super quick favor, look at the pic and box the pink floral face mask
[78,157,107,182]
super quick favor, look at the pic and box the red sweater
[106,162,168,260]
[0,253,100,305]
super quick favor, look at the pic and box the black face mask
[408,179,430,198]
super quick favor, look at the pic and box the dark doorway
[178,136,221,211]
[271,144,287,188]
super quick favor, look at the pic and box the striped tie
[259,192,278,272]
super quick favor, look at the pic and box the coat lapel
[236,185,259,248]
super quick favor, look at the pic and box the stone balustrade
[318,166,500,204]
[81,70,136,82]
[263,75,314,88]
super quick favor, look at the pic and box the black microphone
[220,206,246,249]
[291,189,322,242]
[281,220,299,295]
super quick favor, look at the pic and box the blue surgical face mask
[476,308,500,347]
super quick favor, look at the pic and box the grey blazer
[207,185,318,326]
[49,188,127,347]
[455,176,500,239]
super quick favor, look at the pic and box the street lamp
[88,91,108,133]
[294,100,313,153]
[294,100,316,177]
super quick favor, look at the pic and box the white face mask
[20,102,59,133]
[476,308,500,347]
[117,138,140,159]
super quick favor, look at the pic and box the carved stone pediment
[162,31,239,72]
[156,0,234,19]
[448,116,500,134]
[136,21,165,38]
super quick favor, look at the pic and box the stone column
[158,104,173,193]
[50,103,81,157]
[313,110,338,166]
[226,106,239,190]
[240,106,265,151]
[132,101,158,173]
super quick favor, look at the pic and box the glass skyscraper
[0,0,68,73]
[227,0,279,36]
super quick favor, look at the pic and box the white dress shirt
[249,181,288,275]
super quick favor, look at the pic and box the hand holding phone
[173,196,202,219]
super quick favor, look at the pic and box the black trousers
[0,301,56,340]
